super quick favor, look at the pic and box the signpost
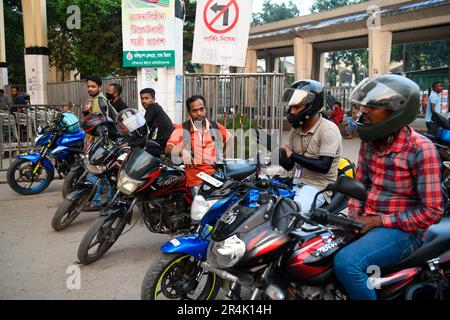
[192,0,253,67]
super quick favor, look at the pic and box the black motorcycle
[51,130,129,231]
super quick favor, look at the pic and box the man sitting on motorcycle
[165,95,231,197]
[333,74,443,300]
[279,79,342,212]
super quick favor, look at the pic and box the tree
[252,0,300,26]
[4,0,25,84]
[391,41,449,72]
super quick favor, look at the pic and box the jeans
[86,173,112,206]
[293,183,325,213]
[333,227,423,300]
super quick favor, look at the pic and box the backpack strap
[209,121,224,162]
[182,120,192,157]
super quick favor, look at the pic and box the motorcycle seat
[322,192,348,215]
[225,162,257,181]
[388,217,450,270]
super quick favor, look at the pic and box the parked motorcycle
[201,175,450,300]
[7,113,85,195]
[141,159,296,300]
[51,133,130,231]
[76,139,193,265]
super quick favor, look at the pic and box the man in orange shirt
[165,95,231,196]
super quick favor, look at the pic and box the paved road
[0,138,362,299]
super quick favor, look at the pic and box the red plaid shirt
[348,126,443,235]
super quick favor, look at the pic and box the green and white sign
[122,0,175,67]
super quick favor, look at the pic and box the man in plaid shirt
[333,75,443,300]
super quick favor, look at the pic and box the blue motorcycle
[141,160,294,300]
[7,114,85,195]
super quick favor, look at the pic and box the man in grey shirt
[0,89,11,107]
[425,81,443,135]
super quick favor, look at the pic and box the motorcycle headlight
[117,170,143,196]
[190,195,219,223]
[208,235,246,268]
[83,156,107,175]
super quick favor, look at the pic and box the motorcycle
[51,133,130,231]
[202,175,450,300]
[76,140,193,265]
[140,158,295,300]
[7,113,85,195]
[140,155,353,300]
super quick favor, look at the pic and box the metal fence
[47,76,138,109]
[184,73,287,137]
[0,104,83,171]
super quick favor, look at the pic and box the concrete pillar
[265,55,275,73]
[0,0,8,88]
[311,49,322,81]
[318,53,326,84]
[244,49,257,73]
[22,0,49,104]
[294,37,313,80]
[368,29,392,77]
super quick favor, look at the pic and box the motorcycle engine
[144,194,191,233]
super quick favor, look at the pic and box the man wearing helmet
[279,80,342,213]
[333,74,443,300]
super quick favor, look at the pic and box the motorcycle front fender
[99,200,130,223]
[66,181,95,201]
[17,153,54,172]
[160,234,209,261]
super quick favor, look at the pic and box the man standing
[425,81,443,135]
[165,95,231,196]
[140,88,174,154]
[9,86,26,114]
[0,89,11,107]
[106,83,128,113]
[333,75,442,300]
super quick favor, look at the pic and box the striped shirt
[348,126,443,236]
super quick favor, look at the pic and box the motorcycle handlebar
[327,214,364,231]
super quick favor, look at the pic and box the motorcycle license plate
[197,172,223,188]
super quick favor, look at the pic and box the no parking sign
[192,0,253,67]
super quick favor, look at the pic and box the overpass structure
[243,0,450,86]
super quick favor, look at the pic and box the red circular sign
[203,0,239,34]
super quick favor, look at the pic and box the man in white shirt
[425,81,443,135]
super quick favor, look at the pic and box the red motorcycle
[77,140,193,265]
[203,175,450,300]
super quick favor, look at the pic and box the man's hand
[280,145,293,158]
[353,215,383,234]
[182,149,194,169]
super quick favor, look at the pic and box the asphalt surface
[0,137,361,299]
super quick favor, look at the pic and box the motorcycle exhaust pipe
[201,262,240,283]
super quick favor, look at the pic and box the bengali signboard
[122,0,175,67]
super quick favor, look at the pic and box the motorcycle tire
[62,168,85,199]
[7,158,54,195]
[77,214,128,265]
[51,196,88,231]
[141,253,221,300]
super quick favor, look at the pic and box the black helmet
[116,108,148,147]
[281,79,324,129]
[350,74,420,141]
[81,112,108,136]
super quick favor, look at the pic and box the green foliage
[391,41,449,72]
[252,0,300,26]
[4,0,25,84]
[310,0,367,12]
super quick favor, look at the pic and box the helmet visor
[281,88,316,107]
[117,112,146,135]
[349,77,408,112]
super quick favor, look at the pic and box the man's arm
[380,143,443,232]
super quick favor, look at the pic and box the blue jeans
[86,173,112,206]
[333,227,423,300]
[293,183,325,213]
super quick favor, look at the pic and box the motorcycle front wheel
[77,214,128,265]
[141,253,221,300]
[7,158,54,195]
[62,168,85,199]
[51,195,89,231]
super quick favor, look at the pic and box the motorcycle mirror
[326,175,367,202]
[431,112,450,130]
